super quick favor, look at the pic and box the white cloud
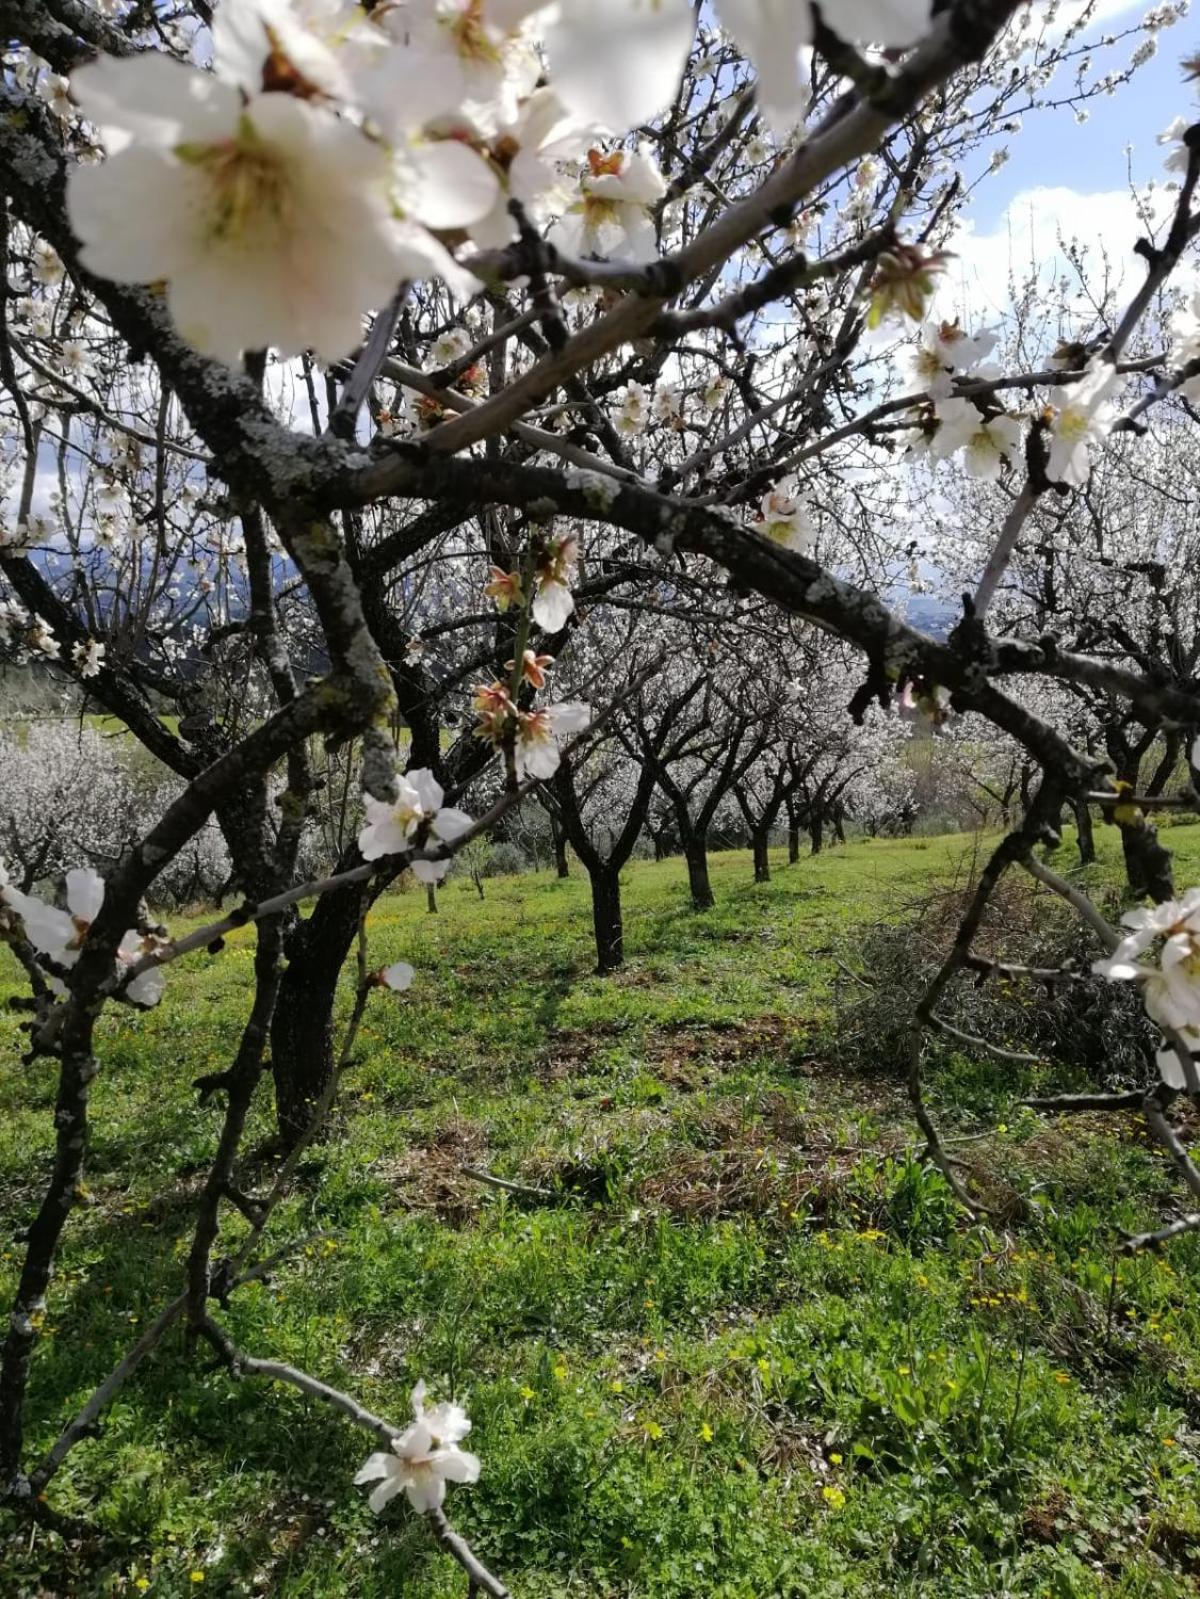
[934,182,1176,329]
[1033,0,1150,42]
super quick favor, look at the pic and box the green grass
[5,830,1200,1597]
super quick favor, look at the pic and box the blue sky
[981,1,1195,226]
[927,0,1198,325]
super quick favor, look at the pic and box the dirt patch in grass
[636,1138,857,1223]
[376,1118,491,1222]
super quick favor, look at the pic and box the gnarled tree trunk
[684,832,714,910]
[590,866,624,973]
[752,829,770,883]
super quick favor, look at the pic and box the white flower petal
[66,867,105,924]
[404,140,501,230]
[354,1452,396,1485]
[545,0,694,130]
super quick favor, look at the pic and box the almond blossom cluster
[1094,890,1200,1090]
[475,534,590,778]
[61,0,939,367]
[898,309,1120,485]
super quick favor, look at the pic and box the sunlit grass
[3,828,1200,1595]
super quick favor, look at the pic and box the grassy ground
[5,829,1200,1596]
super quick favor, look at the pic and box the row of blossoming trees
[0,0,1199,1584]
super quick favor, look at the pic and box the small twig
[459,1166,555,1201]
[1020,854,1120,952]
[1022,1090,1144,1113]
[928,1012,1043,1066]
[329,286,409,439]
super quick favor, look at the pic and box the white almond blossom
[37,72,75,123]
[459,88,593,250]
[1095,891,1200,1086]
[898,318,998,397]
[532,533,579,631]
[549,147,665,264]
[2,866,165,1006]
[929,398,1022,480]
[369,0,543,139]
[28,615,59,659]
[753,481,816,553]
[30,240,64,287]
[1044,361,1119,488]
[1158,114,1191,174]
[213,0,381,105]
[378,960,416,993]
[1170,289,1200,398]
[653,382,683,425]
[355,1380,480,1515]
[514,702,591,780]
[1157,1029,1200,1093]
[614,381,651,437]
[701,374,731,413]
[357,768,473,881]
[72,638,106,678]
[66,47,488,366]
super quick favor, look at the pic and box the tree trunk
[426,882,438,914]
[684,833,714,910]
[271,880,369,1149]
[833,810,846,845]
[787,823,800,865]
[553,824,570,879]
[1118,816,1173,904]
[752,830,770,883]
[589,865,624,973]
[809,817,824,855]
[1073,798,1096,866]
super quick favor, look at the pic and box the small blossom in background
[1170,289,1200,398]
[614,381,651,438]
[532,534,579,631]
[514,702,591,780]
[354,1379,480,1514]
[26,614,60,659]
[72,638,106,678]
[549,147,666,264]
[357,769,472,882]
[752,480,815,553]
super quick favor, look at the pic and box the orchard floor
[6,829,1200,1596]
